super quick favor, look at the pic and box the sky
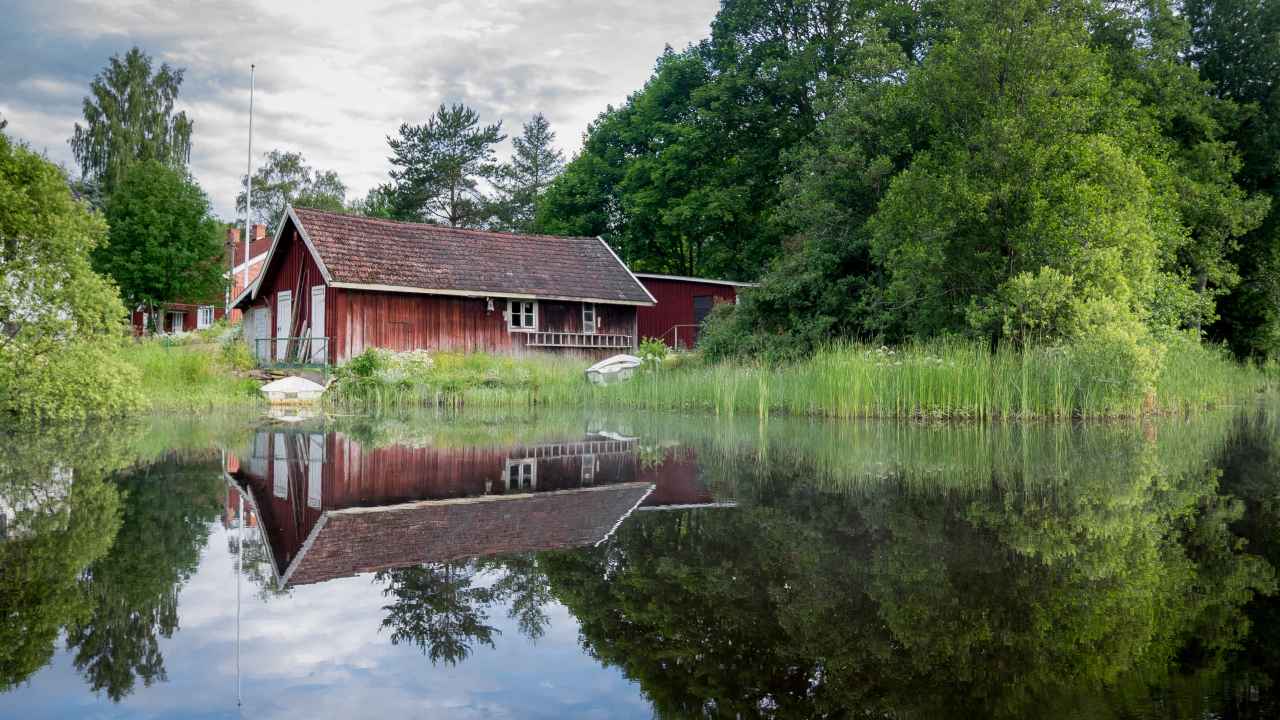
[0,0,719,220]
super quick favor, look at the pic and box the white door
[310,285,326,362]
[275,291,292,361]
[251,307,269,361]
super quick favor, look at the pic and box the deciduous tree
[236,149,347,229]
[69,47,193,201]
[96,161,225,330]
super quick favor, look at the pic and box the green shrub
[637,338,668,370]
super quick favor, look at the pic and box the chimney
[227,227,241,246]
[252,224,267,241]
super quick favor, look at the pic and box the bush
[636,338,668,370]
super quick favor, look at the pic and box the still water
[2,406,1280,719]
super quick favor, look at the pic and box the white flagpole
[243,64,255,293]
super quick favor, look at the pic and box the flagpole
[243,64,255,293]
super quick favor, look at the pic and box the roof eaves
[596,236,658,305]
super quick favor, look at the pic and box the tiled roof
[291,207,654,305]
[285,483,654,586]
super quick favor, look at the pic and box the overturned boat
[585,354,643,385]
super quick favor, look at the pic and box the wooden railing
[525,332,633,349]
[254,336,330,370]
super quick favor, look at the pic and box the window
[506,459,536,491]
[507,300,537,331]
[197,305,214,329]
[581,454,596,484]
[582,304,596,334]
[167,311,185,334]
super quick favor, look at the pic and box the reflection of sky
[4,524,650,719]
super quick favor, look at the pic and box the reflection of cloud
[4,523,648,718]
[1,0,717,219]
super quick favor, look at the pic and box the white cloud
[1,0,718,219]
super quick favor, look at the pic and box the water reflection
[0,409,1278,718]
[223,425,728,587]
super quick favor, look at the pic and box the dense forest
[535,0,1279,362]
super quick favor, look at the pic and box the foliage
[538,410,1277,718]
[65,457,224,701]
[489,114,565,233]
[347,182,398,219]
[387,103,504,227]
[636,337,668,369]
[0,130,141,423]
[0,424,140,690]
[96,160,225,321]
[69,47,193,200]
[236,149,347,228]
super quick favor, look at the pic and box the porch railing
[525,332,634,349]
[658,324,701,350]
[254,336,330,370]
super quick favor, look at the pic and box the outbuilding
[233,207,656,364]
[634,273,756,349]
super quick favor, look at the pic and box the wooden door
[310,285,326,362]
[275,291,292,361]
[252,307,269,361]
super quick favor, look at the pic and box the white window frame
[507,300,537,332]
[197,305,214,329]
[582,303,596,334]
[505,459,537,491]
[581,453,596,484]
[167,311,185,335]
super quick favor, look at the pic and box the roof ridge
[290,205,596,243]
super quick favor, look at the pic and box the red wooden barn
[233,206,656,364]
[634,273,756,349]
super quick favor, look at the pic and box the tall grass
[118,339,262,412]
[592,339,1273,420]
[325,349,587,412]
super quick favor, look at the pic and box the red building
[634,273,756,349]
[233,207,656,364]
[130,224,272,335]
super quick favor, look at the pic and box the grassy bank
[117,329,262,413]
[323,339,1275,420]
[596,339,1276,420]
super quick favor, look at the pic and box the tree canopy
[489,114,565,234]
[236,149,347,229]
[0,130,140,422]
[386,103,504,227]
[69,47,193,200]
[95,161,225,324]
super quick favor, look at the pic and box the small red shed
[634,273,756,349]
[233,207,656,364]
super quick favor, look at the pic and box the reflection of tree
[0,427,129,691]
[377,562,500,665]
[64,456,223,701]
[228,530,290,601]
[378,554,558,664]
[539,417,1278,719]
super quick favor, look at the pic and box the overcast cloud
[0,0,717,219]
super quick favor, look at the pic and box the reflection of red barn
[225,431,657,586]
[634,274,755,349]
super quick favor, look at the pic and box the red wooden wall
[636,277,739,349]
[131,303,226,335]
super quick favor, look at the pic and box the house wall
[331,289,638,362]
[242,220,333,362]
[130,303,226,336]
[636,277,738,349]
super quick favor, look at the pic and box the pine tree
[491,114,565,233]
[387,103,504,227]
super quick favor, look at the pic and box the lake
[2,405,1279,718]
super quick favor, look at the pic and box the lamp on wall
[486,297,495,313]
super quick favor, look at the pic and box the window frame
[507,300,538,332]
[197,305,214,329]
[582,303,596,334]
[505,459,537,491]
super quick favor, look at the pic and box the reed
[118,338,262,412]
[591,339,1273,420]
